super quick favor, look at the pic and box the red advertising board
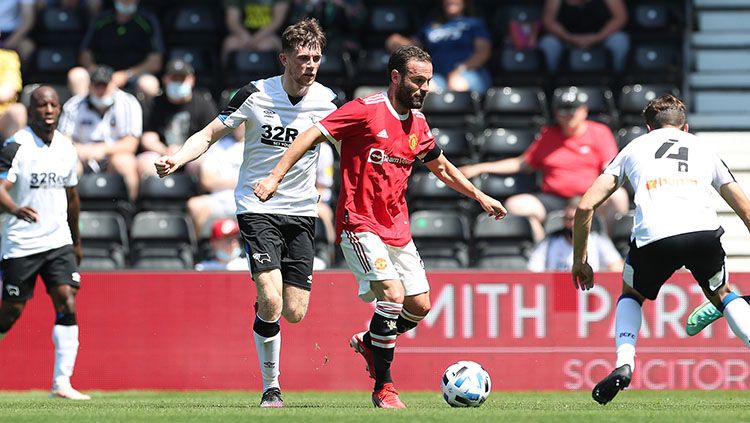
[1,271,749,391]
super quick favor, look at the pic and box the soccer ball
[441,361,491,407]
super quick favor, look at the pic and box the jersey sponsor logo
[367,148,414,167]
[252,253,271,263]
[260,125,299,148]
[374,257,388,271]
[645,177,698,190]
[408,134,418,150]
[5,284,20,296]
[30,172,70,189]
[262,109,276,117]
[376,129,389,139]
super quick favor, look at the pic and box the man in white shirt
[572,94,750,405]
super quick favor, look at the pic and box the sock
[396,308,425,335]
[722,292,750,348]
[52,324,80,390]
[253,314,281,391]
[369,301,402,390]
[614,295,642,371]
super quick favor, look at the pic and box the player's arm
[254,126,328,201]
[0,178,36,223]
[572,173,619,291]
[66,186,82,264]
[155,118,232,178]
[720,182,750,232]
[425,153,507,220]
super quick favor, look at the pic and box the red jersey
[315,92,436,247]
[523,120,618,198]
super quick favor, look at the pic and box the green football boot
[686,301,723,336]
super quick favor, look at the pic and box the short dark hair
[643,94,687,129]
[388,45,432,76]
[281,18,326,53]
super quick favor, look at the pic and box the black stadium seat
[472,214,534,269]
[137,174,198,212]
[364,5,412,48]
[619,84,680,125]
[430,127,474,165]
[410,210,470,269]
[476,127,536,161]
[27,46,78,84]
[34,6,85,45]
[408,172,465,212]
[617,126,647,150]
[552,85,617,127]
[421,90,480,129]
[483,86,548,128]
[77,173,134,223]
[130,211,196,270]
[356,49,390,87]
[228,50,280,86]
[491,46,546,86]
[79,211,129,270]
[477,173,537,200]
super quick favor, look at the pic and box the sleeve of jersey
[218,83,258,129]
[602,150,627,188]
[416,122,441,163]
[0,141,21,183]
[314,99,367,143]
[711,155,737,190]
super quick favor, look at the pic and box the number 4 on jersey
[655,139,688,172]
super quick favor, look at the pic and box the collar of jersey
[382,92,410,121]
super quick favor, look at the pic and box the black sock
[369,301,402,390]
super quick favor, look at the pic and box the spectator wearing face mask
[58,65,142,200]
[136,59,218,180]
[195,218,247,271]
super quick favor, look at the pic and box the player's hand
[478,194,507,220]
[154,155,180,178]
[572,262,595,291]
[12,206,38,223]
[253,176,280,202]
[72,243,83,265]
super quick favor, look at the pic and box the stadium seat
[408,172,466,212]
[490,46,546,86]
[616,125,648,150]
[483,86,548,128]
[476,127,536,161]
[77,173,134,223]
[137,174,198,212]
[34,6,85,45]
[629,2,683,41]
[79,211,129,270]
[227,50,280,87]
[410,210,470,269]
[364,5,412,48]
[355,49,390,87]
[618,84,680,125]
[167,47,214,85]
[28,46,78,84]
[477,173,537,200]
[560,47,612,86]
[627,42,681,83]
[130,211,197,270]
[633,2,669,31]
[552,85,617,127]
[316,50,353,89]
[610,212,634,257]
[431,127,474,165]
[544,210,603,234]
[165,5,220,45]
[421,90,480,129]
[472,214,534,269]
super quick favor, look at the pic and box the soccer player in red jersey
[254,45,506,408]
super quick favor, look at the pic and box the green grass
[2,390,750,422]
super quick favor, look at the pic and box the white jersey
[604,127,736,247]
[218,76,337,216]
[58,89,143,144]
[0,127,79,259]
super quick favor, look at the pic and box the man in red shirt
[254,45,506,408]
[460,87,629,241]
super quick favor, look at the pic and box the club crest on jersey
[368,148,385,164]
[374,258,387,271]
[252,253,271,263]
[408,134,418,150]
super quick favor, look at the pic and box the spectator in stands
[58,65,141,200]
[137,59,217,180]
[528,196,623,272]
[67,66,90,97]
[222,0,290,64]
[0,49,26,141]
[186,124,244,240]
[195,218,247,271]
[386,0,492,93]
[539,0,630,73]
[77,0,164,99]
[0,0,36,63]
[459,87,629,241]
[287,0,364,56]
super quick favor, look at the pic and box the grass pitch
[1,390,750,422]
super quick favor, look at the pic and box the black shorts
[624,228,726,300]
[237,213,315,290]
[1,245,80,301]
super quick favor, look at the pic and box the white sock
[52,325,79,389]
[723,296,750,348]
[253,329,281,391]
[614,296,641,370]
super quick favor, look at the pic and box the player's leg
[237,213,286,407]
[278,215,316,323]
[686,295,750,336]
[0,300,26,341]
[0,253,41,340]
[392,240,431,335]
[42,246,89,400]
[339,231,406,408]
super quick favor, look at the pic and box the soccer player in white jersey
[572,94,750,405]
[254,45,507,408]
[0,86,89,400]
[154,18,336,407]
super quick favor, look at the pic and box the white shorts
[339,230,429,302]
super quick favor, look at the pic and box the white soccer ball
[441,360,491,407]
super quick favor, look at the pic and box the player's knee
[257,294,283,319]
[282,305,307,323]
